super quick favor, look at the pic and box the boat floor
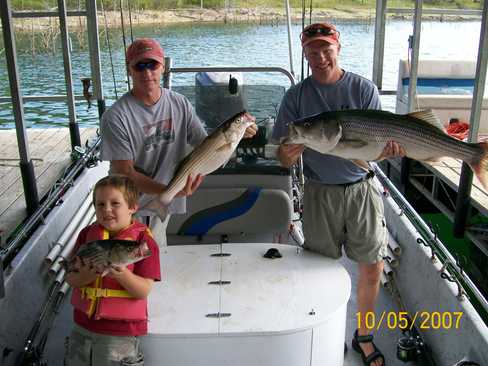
[0,128,98,244]
[43,250,419,366]
[342,256,419,366]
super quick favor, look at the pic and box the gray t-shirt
[272,71,381,184]
[100,88,207,215]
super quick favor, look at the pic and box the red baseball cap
[300,22,340,47]
[126,38,165,66]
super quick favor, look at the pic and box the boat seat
[166,187,293,245]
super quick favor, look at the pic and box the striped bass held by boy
[68,239,152,275]
[142,111,255,220]
[282,109,488,189]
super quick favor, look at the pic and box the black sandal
[352,329,385,366]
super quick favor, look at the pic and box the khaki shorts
[303,178,387,264]
[65,325,143,366]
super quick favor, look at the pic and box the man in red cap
[272,23,404,366]
[100,38,257,245]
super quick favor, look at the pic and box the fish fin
[408,110,445,131]
[351,159,371,172]
[139,199,170,222]
[469,141,488,190]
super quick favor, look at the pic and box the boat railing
[373,162,488,315]
[0,136,100,299]
[162,62,296,88]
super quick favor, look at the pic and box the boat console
[143,243,351,366]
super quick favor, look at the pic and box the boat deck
[0,128,98,244]
[44,247,419,366]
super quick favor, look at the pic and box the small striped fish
[143,111,255,219]
[68,240,151,274]
[283,109,488,189]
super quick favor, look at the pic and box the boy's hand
[105,264,130,279]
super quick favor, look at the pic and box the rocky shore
[11,6,480,33]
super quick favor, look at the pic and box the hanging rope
[119,0,131,90]
[306,0,313,78]
[101,0,119,99]
[127,0,134,43]
[308,0,313,25]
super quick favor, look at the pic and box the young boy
[65,175,161,365]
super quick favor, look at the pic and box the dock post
[454,0,488,238]
[1,0,40,215]
[399,157,410,194]
[58,0,81,150]
[453,164,473,238]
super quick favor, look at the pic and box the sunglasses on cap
[133,61,160,71]
[301,25,339,40]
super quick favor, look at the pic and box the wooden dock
[423,158,488,216]
[385,157,488,254]
[0,128,98,244]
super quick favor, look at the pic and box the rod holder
[20,160,39,215]
[69,122,81,150]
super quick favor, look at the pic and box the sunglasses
[133,61,160,72]
[301,26,339,39]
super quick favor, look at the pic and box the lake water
[0,18,483,128]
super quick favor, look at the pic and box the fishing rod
[14,280,63,366]
[385,271,438,365]
[23,282,71,366]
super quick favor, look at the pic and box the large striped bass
[143,111,255,219]
[283,109,488,189]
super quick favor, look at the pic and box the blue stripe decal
[178,187,262,236]
[401,78,474,88]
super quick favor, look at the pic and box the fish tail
[470,142,488,190]
[141,199,170,222]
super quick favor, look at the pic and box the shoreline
[10,7,481,32]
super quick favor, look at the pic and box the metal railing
[373,163,488,314]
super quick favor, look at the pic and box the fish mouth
[137,242,152,258]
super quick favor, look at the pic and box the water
[0,19,483,128]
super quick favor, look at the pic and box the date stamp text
[356,311,463,331]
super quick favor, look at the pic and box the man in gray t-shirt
[100,38,256,244]
[272,23,404,366]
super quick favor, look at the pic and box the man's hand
[175,174,204,197]
[277,143,305,168]
[243,123,258,138]
[243,113,258,139]
[376,141,406,161]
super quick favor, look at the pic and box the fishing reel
[397,335,424,362]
